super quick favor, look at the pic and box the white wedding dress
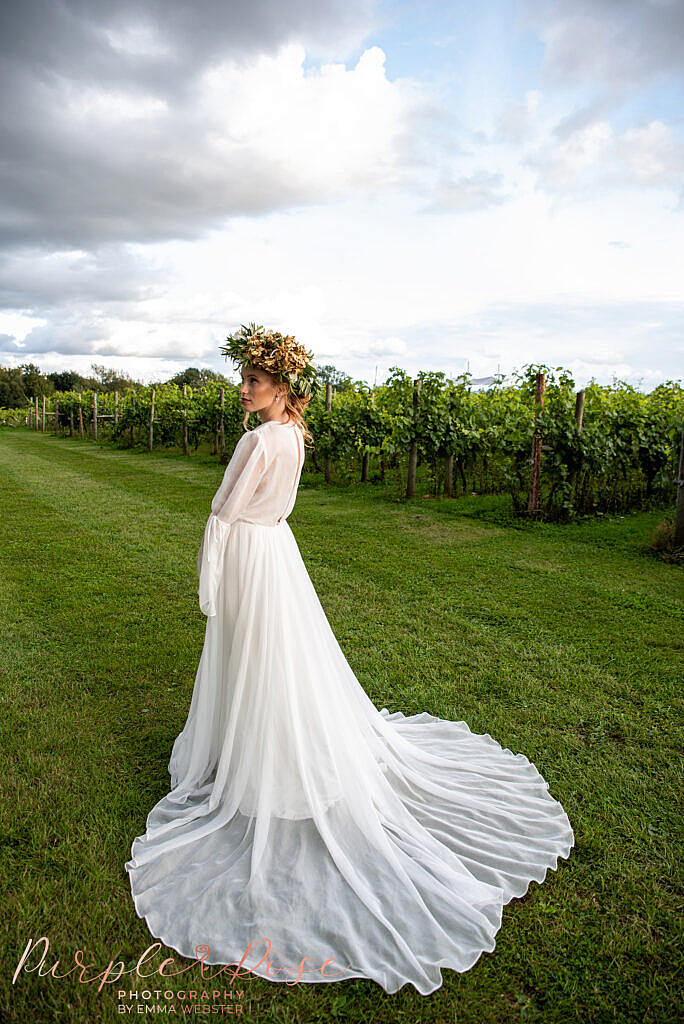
[125,418,574,995]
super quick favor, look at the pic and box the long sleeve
[197,430,268,617]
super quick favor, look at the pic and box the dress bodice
[210,419,304,529]
[197,419,305,616]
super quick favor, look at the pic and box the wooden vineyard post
[78,393,84,439]
[182,385,189,457]
[69,407,74,436]
[93,392,98,441]
[406,377,422,499]
[54,400,59,435]
[569,389,585,506]
[324,383,333,484]
[575,388,585,430]
[148,389,155,452]
[444,453,454,497]
[114,390,118,427]
[41,395,46,433]
[376,390,386,481]
[34,395,38,430]
[675,430,684,549]
[219,387,226,463]
[526,371,545,516]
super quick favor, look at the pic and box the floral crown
[220,322,318,399]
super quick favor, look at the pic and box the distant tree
[19,363,53,398]
[165,367,229,388]
[0,366,27,408]
[315,363,353,393]
[48,370,87,393]
[89,363,141,392]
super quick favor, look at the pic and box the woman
[125,326,574,996]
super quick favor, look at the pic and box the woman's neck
[258,412,290,425]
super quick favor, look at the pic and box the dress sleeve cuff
[197,513,232,617]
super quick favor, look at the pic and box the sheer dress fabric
[125,418,574,995]
[197,421,302,617]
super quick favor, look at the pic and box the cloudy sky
[0,0,682,390]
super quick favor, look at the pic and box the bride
[125,325,574,996]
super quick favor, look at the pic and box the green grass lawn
[1,429,681,1024]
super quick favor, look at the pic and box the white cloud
[525,118,684,199]
[101,20,173,59]
[369,336,408,355]
[617,120,684,187]
[422,170,509,213]
[528,120,614,189]
[196,44,424,198]
[520,0,684,91]
[495,90,542,144]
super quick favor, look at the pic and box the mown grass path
[1,429,681,1024]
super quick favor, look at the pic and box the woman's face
[239,364,283,414]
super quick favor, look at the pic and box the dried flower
[219,322,319,399]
